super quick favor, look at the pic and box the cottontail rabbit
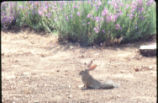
[79,60,119,89]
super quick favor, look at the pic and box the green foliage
[54,0,156,45]
[1,0,156,45]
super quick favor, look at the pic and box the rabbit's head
[79,69,88,76]
[79,60,97,76]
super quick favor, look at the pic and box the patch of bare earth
[2,30,156,103]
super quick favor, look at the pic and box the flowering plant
[1,0,156,45]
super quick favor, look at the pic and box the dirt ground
[2,30,157,103]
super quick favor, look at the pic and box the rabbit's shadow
[80,87,115,90]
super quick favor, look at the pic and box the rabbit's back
[100,80,119,89]
[80,70,101,89]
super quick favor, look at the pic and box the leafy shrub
[1,0,156,45]
[55,0,156,45]
[1,2,16,30]
[1,1,56,32]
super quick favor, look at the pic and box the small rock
[135,68,140,72]
[78,84,84,89]
[149,66,153,69]
[68,85,71,88]
[56,70,60,72]
[40,54,45,57]
[94,53,99,56]
[79,55,84,58]
[141,66,149,70]
[68,94,72,98]
[139,43,156,56]
[70,46,73,49]
[120,70,127,73]
[2,73,15,79]
[23,72,31,76]
[1,53,4,56]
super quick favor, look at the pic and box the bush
[55,0,156,45]
[1,0,156,45]
[1,1,57,32]
[1,2,16,30]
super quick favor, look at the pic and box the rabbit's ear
[88,64,97,71]
[87,60,93,68]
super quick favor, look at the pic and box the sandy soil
[1,30,157,103]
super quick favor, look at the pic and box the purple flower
[102,30,105,33]
[138,7,144,13]
[131,0,144,15]
[139,15,144,20]
[77,12,80,16]
[59,1,64,7]
[107,0,112,5]
[118,11,123,16]
[105,14,116,23]
[120,2,124,7]
[102,8,108,16]
[113,3,118,9]
[66,16,69,21]
[97,0,102,6]
[87,0,91,4]
[94,27,100,33]
[19,5,23,9]
[87,13,92,18]
[100,17,104,21]
[106,16,111,23]
[131,1,137,12]
[126,4,129,9]
[137,0,143,6]
[44,4,48,10]
[129,14,134,19]
[70,14,73,18]
[1,16,14,25]
[95,16,100,22]
[115,24,122,30]
[95,5,99,11]
[108,0,120,9]
[146,0,154,6]
[32,9,37,15]
[38,9,43,16]
[73,5,78,9]
[111,15,118,22]
[46,13,52,18]
[109,15,113,22]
